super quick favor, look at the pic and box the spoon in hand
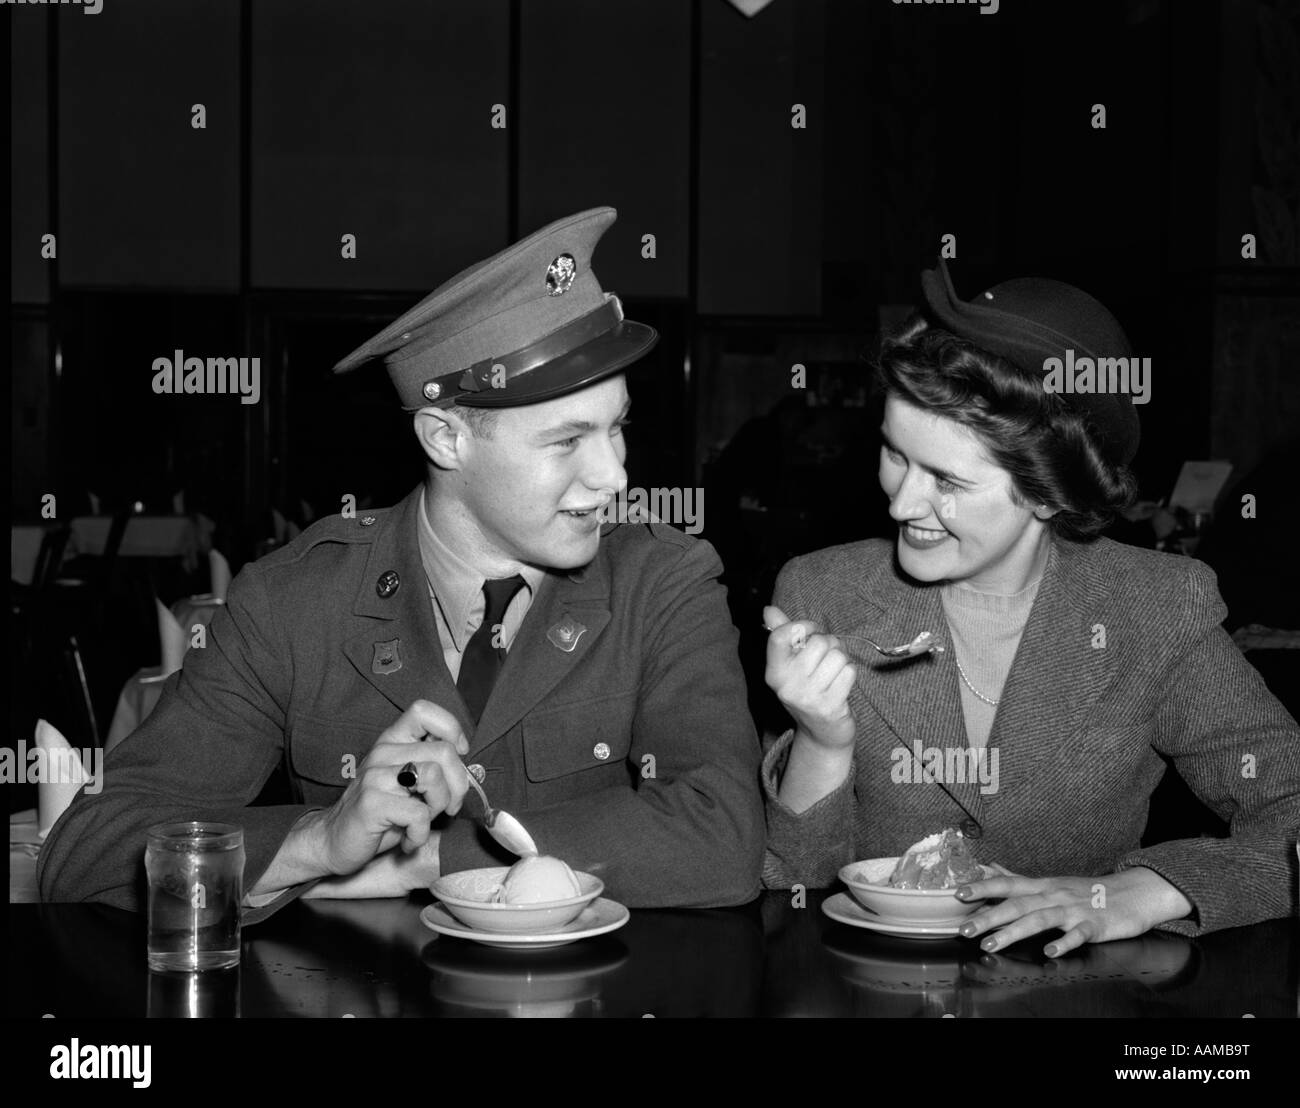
[772,622,944,659]
[463,772,538,857]
[843,629,946,659]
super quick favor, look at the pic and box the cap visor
[456,320,659,408]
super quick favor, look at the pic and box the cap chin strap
[406,295,625,410]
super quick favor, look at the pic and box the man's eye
[554,436,581,449]
[612,419,630,436]
[883,445,903,461]
[935,477,961,494]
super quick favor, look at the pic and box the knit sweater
[941,575,1042,749]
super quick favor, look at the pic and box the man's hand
[310,700,470,879]
[954,866,1194,957]
[763,605,857,751]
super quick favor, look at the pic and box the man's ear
[413,407,471,471]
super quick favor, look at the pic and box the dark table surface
[8,892,1297,1019]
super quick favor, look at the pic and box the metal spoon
[845,629,946,659]
[463,772,538,857]
[782,624,944,659]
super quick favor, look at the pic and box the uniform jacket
[761,536,1300,936]
[39,485,765,920]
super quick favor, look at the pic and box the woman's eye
[935,477,961,494]
[883,445,903,462]
[612,420,630,437]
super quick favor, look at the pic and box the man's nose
[584,435,627,496]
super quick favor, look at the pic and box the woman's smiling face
[878,394,1051,593]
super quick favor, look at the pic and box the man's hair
[447,402,500,439]
[874,315,1138,541]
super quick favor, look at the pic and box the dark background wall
[9,0,1299,752]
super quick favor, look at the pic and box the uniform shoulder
[253,508,389,570]
[598,518,698,553]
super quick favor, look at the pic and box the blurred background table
[9,515,215,585]
[67,514,214,573]
[8,891,1295,1018]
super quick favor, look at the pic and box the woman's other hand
[954,866,1195,957]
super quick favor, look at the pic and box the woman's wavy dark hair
[874,315,1138,542]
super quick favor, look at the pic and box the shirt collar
[417,490,546,652]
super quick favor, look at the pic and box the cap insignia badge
[546,253,577,296]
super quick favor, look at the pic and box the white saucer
[420,897,630,949]
[822,893,969,940]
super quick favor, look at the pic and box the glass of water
[145,822,244,972]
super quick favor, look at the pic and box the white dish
[420,897,629,949]
[839,857,990,924]
[431,866,603,933]
[822,892,969,940]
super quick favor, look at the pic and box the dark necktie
[456,575,526,724]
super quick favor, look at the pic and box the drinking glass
[145,821,244,972]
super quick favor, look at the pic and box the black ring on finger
[397,762,418,790]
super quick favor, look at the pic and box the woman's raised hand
[763,605,857,751]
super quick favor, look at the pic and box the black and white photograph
[6,0,1299,1062]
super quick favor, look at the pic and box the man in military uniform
[39,208,764,920]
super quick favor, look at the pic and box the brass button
[467,764,486,783]
[593,742,610,761]
[423,381,441,401]
[375,570,400,598]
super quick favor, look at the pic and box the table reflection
[11,893,1294,1018]
[422,939,629,1017]
[148,968,240,1018]
[819,928,1195,1018]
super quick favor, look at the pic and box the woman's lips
[899,522,952,549]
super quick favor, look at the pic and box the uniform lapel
[341,485,474,737]
[469,553,612,757]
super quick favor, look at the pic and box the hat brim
[452,319,659,408]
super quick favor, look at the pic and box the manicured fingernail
[981,936,997,951]
[956,887,971,899]
[1045,944,1059,957]
[959,924,975,937]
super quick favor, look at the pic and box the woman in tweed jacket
[761,262,1300,952]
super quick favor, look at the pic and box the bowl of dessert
[839,828,993,925]
[432,855,603,934]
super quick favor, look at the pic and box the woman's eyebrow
[879,427,971,486]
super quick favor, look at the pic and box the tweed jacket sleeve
[1114,559,1300,936]
[760,557,860,889]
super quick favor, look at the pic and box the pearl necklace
[954,653,999,707]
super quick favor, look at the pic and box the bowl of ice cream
[840,829,991,925]
[432,856,603,934]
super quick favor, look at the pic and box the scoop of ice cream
[889,829,982,889]
[493,856,583,905]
